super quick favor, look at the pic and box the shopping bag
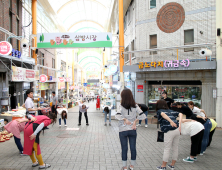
[157,131,164,142]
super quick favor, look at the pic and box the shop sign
[37,32,112,48]
[66,78,71,82]
[0,41,12,55]
[138,59,190,69]
[58,82,65,89]
[38,83,49,90]
[26,70,35,79]
[48,76,53,81]
[39,74,47,83]
[137,85,143,92]
[59,77,65,82]
[69,86,74,90]
[12,66,24,81]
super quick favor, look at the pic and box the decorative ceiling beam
[68,20,104,31]
[57,0,106,14]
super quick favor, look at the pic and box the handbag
[157,131,164,142]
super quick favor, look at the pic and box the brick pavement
[0,101,222,170]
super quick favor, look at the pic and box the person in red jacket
[96,96,100,110]
[18,114,56,169]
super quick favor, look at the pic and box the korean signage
[39,74,47,83]
[37,32,112,48]
[12,66,39,82]
[138,59,190,69]
[58,82,65,89]
[0,41,12,55]
[137,85,143,92]
[38,83,49,90]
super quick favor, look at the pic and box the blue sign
[83,83,87,86]
[11,49,21,58]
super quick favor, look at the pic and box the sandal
[39,163,51,169]
[32,162,39,167]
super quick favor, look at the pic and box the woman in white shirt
[188,101,206,117]
[56,105,68,127]
[181,119,204,163]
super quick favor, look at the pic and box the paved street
[0,101,222,170]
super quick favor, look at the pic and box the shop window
[52,58,55,68]
[150,0,156,9]
[184,29,194,52]
[150,34,157,54]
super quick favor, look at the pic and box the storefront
[123,60,217,117]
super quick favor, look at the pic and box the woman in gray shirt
[115,89,146,170]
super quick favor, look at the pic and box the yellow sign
[38,83,49,90]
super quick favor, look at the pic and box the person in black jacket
[136,104,149,127]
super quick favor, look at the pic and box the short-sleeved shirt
[138,104,148,112]
[181,121,204,137]
[157,109,179,133]
[179,106,193,119]
[190,114,206,125]
[25,97,35,114]
[210,119,217,132]
[164,97,174,109]
[52,96,58,105]
[192,107,205,117]
[78,102,89,112]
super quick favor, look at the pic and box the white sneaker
[136,124,141,127]
[145,125,148,128]
[59,125,61,127]
[65,125,67,127]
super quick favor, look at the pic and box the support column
[32,0,37,64]
[119,0,125,91]
[216,0,222,127]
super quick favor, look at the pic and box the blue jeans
[59,118,66,125]
[139,111,148,125]
[201,119,212,153]
[14,136,23,153]
[119,130,137,165]
[105,110,111,123]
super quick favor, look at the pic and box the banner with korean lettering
[37,32,112,48]
[12,66,39,82]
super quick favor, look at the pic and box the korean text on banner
[12,66,38,81]
[37,32,112,48]
[137,85,143,92]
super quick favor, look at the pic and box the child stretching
[57,105,68,127]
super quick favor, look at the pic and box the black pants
[52,105,57,115]
[79,111,88,124]
[190,129,204,156]
[207,129,216,147]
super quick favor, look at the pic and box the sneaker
[109,123,111,126]
[167,165,174,170]
[200,153,203,155]
[128,165,134,170]
[39,164,51,169]
[78,124,81,126]
[59,125,61,127]
[183,157,194,163]
[136,124,141,127]
[20,153,28,156]
[104,123,107,126]
[194,157,197,161]
[64,125,67,127]
[32,162,39,167]
[203,151,205,153]
[86,124,89,126]
[157,166,166,170]
[145,124,148,128]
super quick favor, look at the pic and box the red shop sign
[59,77,65,82]
[26,70,35,78]
[39,74,47,83]
[0,41,12,55]
[137,85,143,92]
